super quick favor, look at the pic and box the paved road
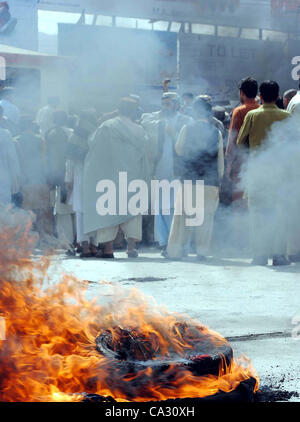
[52,248,300,400]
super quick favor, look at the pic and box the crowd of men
[1,77,300,266]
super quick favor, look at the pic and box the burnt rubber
[95,328,233,377]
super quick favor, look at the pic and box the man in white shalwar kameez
[167,97,224,260]
[141,92,191,253]
[0,127,21,205]
[83,98,149,258]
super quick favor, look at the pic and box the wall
[179,33,291,101]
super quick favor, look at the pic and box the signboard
[39,0,274,30]
[39,0,243,18]
[179,33,289,101]
[0,0,38,50]
[40,0,300,33]
[39,0,241,16]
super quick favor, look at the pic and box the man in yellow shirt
[237,83,290,150]
[237,81,290,266]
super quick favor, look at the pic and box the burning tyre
[95,324,233,377]
[0,213,259,402]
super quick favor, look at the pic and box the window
[153,21,169,31]
[191,23,215,35]
[218,26,239,37]
[240,28,259,40]
[136,19,152,30]
[96,15,113,27]
[115,17,137,29]
[262,30,288,42]
[170,22,181,32]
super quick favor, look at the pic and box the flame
[0,209,259,402]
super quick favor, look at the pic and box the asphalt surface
[52,247,300,401]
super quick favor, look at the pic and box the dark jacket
[181,120,220,186]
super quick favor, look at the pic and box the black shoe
[288,253,300,263]
[197,255,207,262]
[66,249,76,256]
[273,255,290,266]
[252,256,268,266]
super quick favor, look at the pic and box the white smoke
[237,113,300,258]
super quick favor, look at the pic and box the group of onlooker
[1,77,300,266]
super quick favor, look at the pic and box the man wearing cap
[141,92,191,253]
[97,94,142,127]
[167,96,224,260]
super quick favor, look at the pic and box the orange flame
[0,211,259,402]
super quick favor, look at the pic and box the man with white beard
[83,98,149,259]
[141,92,191,254]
